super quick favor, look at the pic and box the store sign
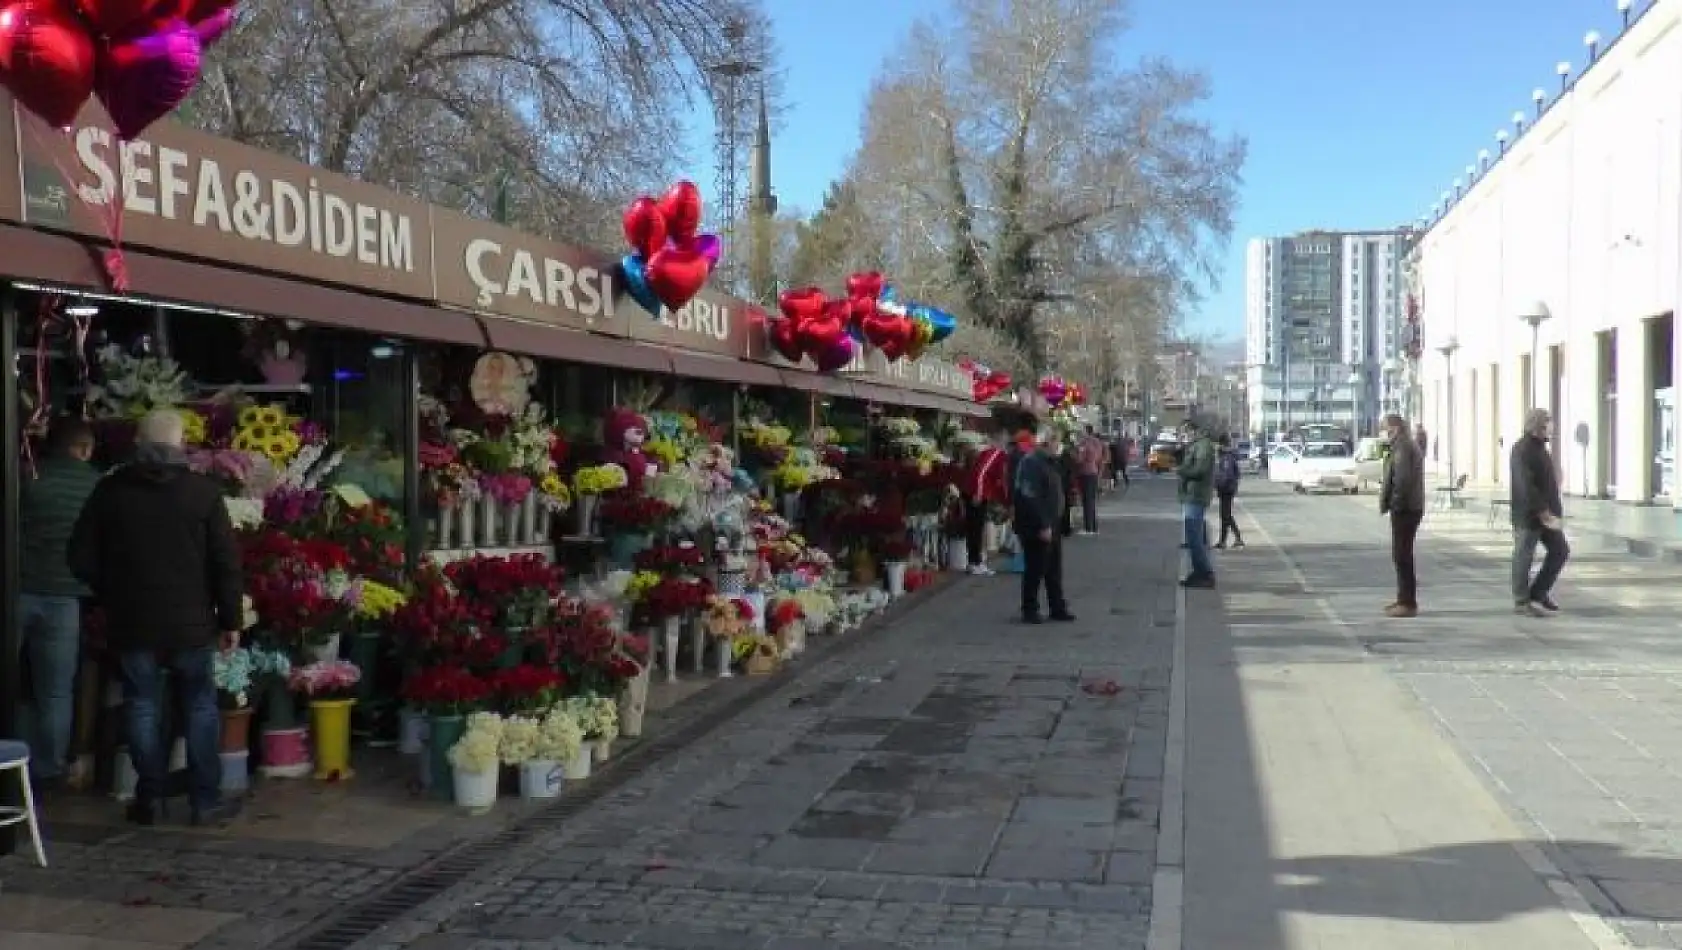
[431,210,620,332]
[7,97,435,300]
[625,289,744,357]
[913,358,975,398]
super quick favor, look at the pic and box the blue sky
[679,0,1628,345]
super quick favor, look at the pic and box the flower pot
[519,760,564,800]
[457,502,477,549]
[744,652,777,676]
[661,615,681,684]
[618,665,649,738]
[427,714,467,801]
[306,632,342,664]
[576,494,598,537]
[592,738,613,764]
[562,749,592,781]
[885,561,908,598]
[435,504,456,549]
[520,492,542,544]
[479,493,502,548]
[716,638,734,678]
[398,708,427,755]
[219,750,250,794]
[309,698,356,781]
[259,726,311,779]
[784,619,806,657]
[946,538,969,571]
[452,767,498,809]
[219,706,254,753]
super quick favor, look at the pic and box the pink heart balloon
[815,336,855,373]
[95,19,203,141]
[192,7,233,46]
[691,233,721,268]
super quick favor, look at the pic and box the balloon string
[26,123,130,291]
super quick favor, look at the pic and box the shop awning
[480,318,675,374]
[0,224,488,347]
[669,351,788,388]
[775,369,852,399]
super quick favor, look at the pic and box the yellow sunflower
[237,405,264,427]
[254,405,285,429]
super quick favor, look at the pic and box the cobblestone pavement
[343,487,1181,950]
[1240,485,1682,949]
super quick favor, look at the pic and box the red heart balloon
[815,337,855,373]
[797,301,847,357]
[847,294,876,331]
[777,286,827,324]
[845,271,884,300]
[767,319,804,362]
[73,0,161,37]
[860,311,897,349]
[621,195,667,260]
[657,180,703,243]
[644,245,709,312]
[1,1,97,129]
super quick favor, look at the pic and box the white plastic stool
[0,739,48,866]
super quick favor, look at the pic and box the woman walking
[1213,434,1245,550]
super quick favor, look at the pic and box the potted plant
[878,537,914,598]
[599,494,677,566]
[290,659,362,781]
[497,714,549,801]
[767,596,806,658]
[402,665,492,798]
[248,645,307,779]
[212,646,254,793]
[488,663,565,715]
[634,575,713,683]
[570,463,628,535]
[703,596,753,679]
[564,695,619,765]
[446,712,504,809]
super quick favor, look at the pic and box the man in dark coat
[1509,408,1569,616]
[1378,414,1426,617]
[69,409,245,825]
[1012,428,1074,624]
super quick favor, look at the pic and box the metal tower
[706,16,762,297]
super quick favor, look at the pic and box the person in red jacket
[961,432,1010,575]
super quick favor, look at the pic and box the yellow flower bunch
[743,422,790,448]
[810,426,839,445]
[771,462,812,491]
[175,408,207,446]
[355,580,408,620]
[626,570,662,602]
[539,472,571,506]
[643,437,682,468]
[573,464,628,496]
[232,403,302,464]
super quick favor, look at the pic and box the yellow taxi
[1146,442,1180,473]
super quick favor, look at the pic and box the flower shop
[0,91,1002,840]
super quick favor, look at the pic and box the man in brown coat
[1379,414,1426,617]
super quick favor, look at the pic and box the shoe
[1213,542,1227,550]
[125,800,156,827]
[1534,596,1560,612]
[1180,574,1216,589]
[968,564,995,576]
[1384,604,1418,618]
[1233,541,1246,550]
[1514,602,1548,617]
[190,799,243,827]
[1049,612,1076,623]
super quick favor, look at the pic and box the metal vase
[435,504,456,549]
[479,493,501,548]
[503,503,523,546]
[456,501,476,550]
[577,494,598,537]
[521,493,543,545]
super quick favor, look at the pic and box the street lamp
[1438,336,1461,486]
[1585,30,1602,62]
[1557,61,1572,91]
[1518,300,1552,411]
[1533,87,1546,117]
[1348,369,1363,438]
[1619,0,1634,28]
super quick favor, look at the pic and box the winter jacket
[963,445,1009,504]
[1213,450,1241,496]
[68,453,244,652]
[1177,436,1216,506]
[1011,449,1065,534]
[1509,434,1563,530]
[21,455,101,597]
[1380,432,1426,514]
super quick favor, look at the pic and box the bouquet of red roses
[599,493,676,534]
[634,542,707,575]
[634,576,714,624]
[391,572,481,664]
[487,663,566,713]
[768,598,804,632]
[402,665,492,716]
[445,554,563,629]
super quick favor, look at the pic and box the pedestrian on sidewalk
[1075,425,1107,534]
[1177,420,1217,588]
[17,417,100,790]
[1378,413,1425,618]
[961,431,1009,575]
[1213,434,1244,550]
[1011,428,1075,624]
[1111,434,1131,490]
[69,409,246,827]
[1510,408,1569,616]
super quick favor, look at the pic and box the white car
[1273,441,1363,494]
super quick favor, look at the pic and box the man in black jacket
[69,409,245,825]
[1509,408,1569,617]
[1012,428,1074,624]
[1379,414,1426,618]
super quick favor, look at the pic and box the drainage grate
[272,578,953,950]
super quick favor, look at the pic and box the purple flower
[264,487,323,525]
[293,419,328,445]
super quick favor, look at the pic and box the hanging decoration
[1038,375,1069,408]
[618,180,722,316]
[958,358,1012,403]
[875,286,956,361]
[771,287,856,373]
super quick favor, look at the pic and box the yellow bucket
[309,698,357,781]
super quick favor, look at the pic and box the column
[1674,328,1682,510]
[1615,321,1651,502]
[1565,331,1600,498]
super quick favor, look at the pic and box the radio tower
[706,15,762,297]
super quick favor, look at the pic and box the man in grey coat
[1378,414,1426,617]
[1510,407,1568,616]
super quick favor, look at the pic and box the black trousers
[1078,474,1100,532]
[963,498,988,566]
[1390,509,1425,607]
[1018,528,1067,617]
[1216,491,1242,544]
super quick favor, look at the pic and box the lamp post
[1438,336,1460,485]
[1518,301,1552,412]
[1348,369,1364,438]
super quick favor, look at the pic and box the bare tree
[185,0,776,246]
[847,0,1244,373]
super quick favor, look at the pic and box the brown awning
[481,318,674,373]
[669,351,788,388]
[847,379,903,404]
[777,369,852,399]
[0,224,487,347]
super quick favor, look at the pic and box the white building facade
[1244,230,1413,439]
[1416,0,1680,504]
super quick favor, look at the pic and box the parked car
[1352,437,1388,489]
[1273,441,1363,494]
[1146,441,1181,473]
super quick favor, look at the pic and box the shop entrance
[1651,314,1675,501]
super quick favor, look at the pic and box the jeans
[118,647,222,811]
[1183,503,1214,577]
[15,594,82,780]
[1512,526,1570,604]
[1216,492,1242,545]
[1078,474,1100,532]
[1018,528,1067,618]
[963,498,988,567]
[1390,510,1425,608]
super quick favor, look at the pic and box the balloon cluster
[618,180,722,316]
[0,0,234,138]
[957,358,1011,403]
[1037,375,1087,409]
[768,271,960,371]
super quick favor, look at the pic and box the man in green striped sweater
[18,418,100,788]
